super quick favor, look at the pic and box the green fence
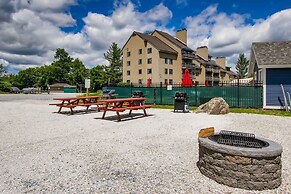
[64,87,76,93]
[105,85,263,108]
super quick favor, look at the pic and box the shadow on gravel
[52,109,99,116]
[94,113,154,122]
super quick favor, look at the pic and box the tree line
[1,43,250,93]
[0,43,128,92]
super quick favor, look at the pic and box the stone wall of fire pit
[197,136,283,190]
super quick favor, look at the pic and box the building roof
[133,32,178,55]
[153,30,193,52]
[50,83,76,88]
[252,41,291,66]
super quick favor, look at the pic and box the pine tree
[104,42,122,85]
[235,53,249,79]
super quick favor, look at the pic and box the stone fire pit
[197,131,283,190]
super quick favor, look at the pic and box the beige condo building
[122,29,236,86]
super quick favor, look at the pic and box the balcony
[205,76,212,81]
[205,67,213,72]
[182,63,195,69]
[213,69,220,73]
[182,53,195,59]
[213,77,220,81]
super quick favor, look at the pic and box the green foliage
[0,81,12,92]
[117,82,130,87]
[235,53,249,79]
[78,90,103,97]
[2,42,123,93]
[104,42,122,85]
[0,64,7,77]
[90,65,108,91]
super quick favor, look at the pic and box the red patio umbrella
[147,78,151,88]
[181,68,193,87]
[205,80,209,87]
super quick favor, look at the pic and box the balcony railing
[206,67,220,73]
[205,76,212,81]
[182,63,195,69]
[205,67,213,72]
[182,53,195,59]
[213,69,220,73]
[213,77,220,81]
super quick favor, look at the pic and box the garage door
[266,68,291,106]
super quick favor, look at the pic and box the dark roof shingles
[155,30,187,49]
[252,41,291,66]
[134,32,177,55]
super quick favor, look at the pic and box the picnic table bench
[49,96,102,114]
[97,97,152,121]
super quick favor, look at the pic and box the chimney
[176,28,187,45]
[196,46,208,61]
[215,57,226,69]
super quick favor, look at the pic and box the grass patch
[78,90,103,97]
[151,104,291,117]
[152,104,197,111]
[0,91,10,94]
[230,108,291,117]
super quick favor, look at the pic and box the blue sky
[0,0,291,73]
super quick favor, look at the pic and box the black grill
[211,130,267,148]
[132,90,144,106]
[132,91,144,98]
[174,92,189,112]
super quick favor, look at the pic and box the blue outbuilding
[249,41,291,109]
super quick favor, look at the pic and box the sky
[0,0,291,73]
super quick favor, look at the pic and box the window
[147,68,152,74]
[127,61,131,66]
[165,58,173,64]
[138,59,142,65]
[147,48,152,54]
[138,69,142,74]
[164,68,168,74]
[147,58,152,64]
[126,80,130,83]
[169,79,173,85]
[127,70,130,76]
[164,79,168,84]
[138,79,142,84]
[169,69,173,75]
[127,51,131,57]
[138,49,142,55]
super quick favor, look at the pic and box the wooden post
[86,88,89,97]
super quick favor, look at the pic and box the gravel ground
[0,94,290,194]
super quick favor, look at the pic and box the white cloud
[1,1,291,72]
[39,12,76,27]
[0,1,173,71]
[82,2,172,51]
[0,59,9,67]
[185,5,291,68]
[176,0,188,7]
[16,0,77,12]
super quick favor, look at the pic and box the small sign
[167,85,172,90]
[85,79,90,88]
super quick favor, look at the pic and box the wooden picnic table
[97,97,152,121]
[49,96,102,114]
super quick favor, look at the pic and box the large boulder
[195,97,229,114]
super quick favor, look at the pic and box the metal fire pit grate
[217,130,263,148]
